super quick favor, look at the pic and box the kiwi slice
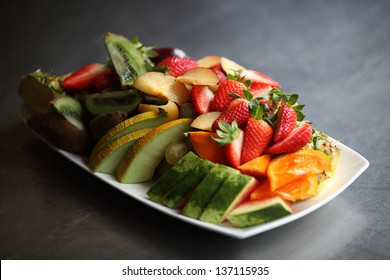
[104,33,147,87]
[143,94,169,105]
[50,95,87,130]
[85,89,142,116]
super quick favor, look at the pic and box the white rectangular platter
[18,105,369,239]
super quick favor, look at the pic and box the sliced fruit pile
[19,32,340,228]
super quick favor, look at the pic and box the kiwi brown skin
[89,111,128,141]
[28,111,93,155]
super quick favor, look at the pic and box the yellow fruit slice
[176,67,219,86]
[196,55,221,68]
[117,118,193,183]
[89,128,152,174]
[220,57,246,75]
[267,150,331,191]
[190,111,221,131]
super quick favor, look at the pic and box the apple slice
[191,111,221,131]
[89,128,152,174]
[176,67,219,86]
[221,57,246,75]
[133,72,190,105]
[117,118,193,183]
[197,56,221,68]
[137,100,179,121]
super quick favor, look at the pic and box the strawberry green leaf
[244,79,252,89]
[243,89,253,101]
[296,110,306,121]
[146,64,168,73]
[230,93,243,99]
[292,104,305,111]
[249,99,263,120]
[287,94,299,106]
[212,120,242,146]
[227,73,235,80]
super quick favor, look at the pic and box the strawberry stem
[212,120,242,146]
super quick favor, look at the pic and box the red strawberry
[93,68,120,92]
[191,85,214,114]
[241,118,273,164]
[213,120,244,168]
[250,83,272,98]
[150,47,186,64]
[211,80,246,111]
[267,123,312,154]
[273,104,297,142]
[243,69,280,88]
[211,64,227,83]
[224,130,244,168]
[212,98,251,130]
[158,56,198,77]
[61,63,114,93]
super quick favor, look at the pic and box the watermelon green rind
[199,173,256,224]
[226,197,292,227]
[182,164,239,219]
[162,160,214,209]
[147,152,203,202]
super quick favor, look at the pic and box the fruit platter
[17,33,369,238]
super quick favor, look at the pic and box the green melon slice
[117,118,193,183]
[89,128,151,174]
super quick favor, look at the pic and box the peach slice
[133,72,189,105]
[221,57,246,75]
[137,100,179,121]
[191,111,221,131]
[176,67,219,86]
[197,56,221,68]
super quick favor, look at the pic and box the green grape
[165,141,189,165]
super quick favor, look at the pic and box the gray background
[1,0,389,259]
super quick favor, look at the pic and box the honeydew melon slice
[89,128,152,174]
[147,151,203,202]
[90,110,168,156]
[226,197,292,228]
[182,164,239,219]
[117,118,193,183]
[199,173,258,224]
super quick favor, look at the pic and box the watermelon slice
[199,173,258,224]
[226,197,292,227]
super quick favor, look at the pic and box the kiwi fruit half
[104,32,147,87]
[85,89,142,115]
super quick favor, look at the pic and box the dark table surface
[1,0,389,259]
